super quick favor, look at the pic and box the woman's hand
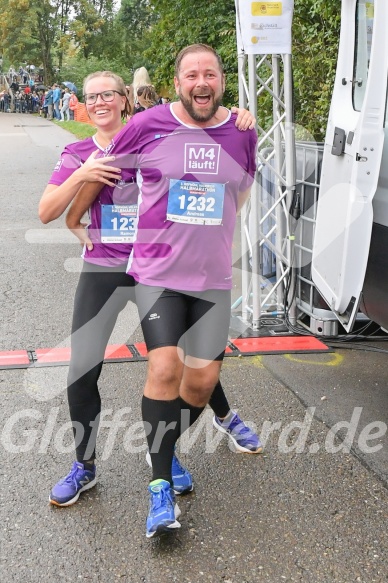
[232,107,256,131]
[76,149,122,187]
[39,150,119,224]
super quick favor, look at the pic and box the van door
[311,0,388,331]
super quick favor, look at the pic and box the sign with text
[236,0,294,54]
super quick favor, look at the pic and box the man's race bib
[166,179,225,225]
[101,204,138,243]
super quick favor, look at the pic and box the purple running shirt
[106,104,257,290]
[48,136,137,267]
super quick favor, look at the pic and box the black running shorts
[135,284,231,361]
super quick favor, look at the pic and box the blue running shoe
[146,479,181,538]
[213,411,263,454]
[145,451,194,495]
[49,461,96,507]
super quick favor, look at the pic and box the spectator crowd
[1,62,171,121]
[0,63,78,120]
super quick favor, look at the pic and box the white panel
[312,0,388,331]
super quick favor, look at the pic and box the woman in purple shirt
[39,70,260,510]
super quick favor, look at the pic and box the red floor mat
[0,335,331,369]
[0,350,31,369]
[230,335,331,355]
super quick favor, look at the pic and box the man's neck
[171,101,228,128]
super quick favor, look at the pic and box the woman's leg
[67,263,136,462]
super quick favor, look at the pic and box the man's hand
[66,218,94,251]
[232,107,256,131]
[65,180,105,247]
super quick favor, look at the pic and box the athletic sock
[216,409,234,423]
[178,396,205,435]
[208,380,231,419]
[82,459,95,470]
[142,395,181,485]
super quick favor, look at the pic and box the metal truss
[237,52,296,330]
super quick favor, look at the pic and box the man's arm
[65,182,104,250]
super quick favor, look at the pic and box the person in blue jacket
[44,85,54,120]
[52,83,61,119]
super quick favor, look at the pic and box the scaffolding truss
[237,52,296,329]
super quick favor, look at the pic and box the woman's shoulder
[64,136,96,156]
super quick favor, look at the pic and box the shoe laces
[60,462,83,486]
[150,486,172,512]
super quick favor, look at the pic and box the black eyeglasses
[83,90,124,105]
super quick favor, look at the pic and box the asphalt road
[0,113,387,583]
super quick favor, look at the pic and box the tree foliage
[0,0,341,139]
[142,0,239,104]
[292,0,341,139]
[117,0,157,73]
[71,0,116,59]
[0,0,117,83]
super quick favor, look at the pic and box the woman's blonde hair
[126,84,135,111]
[83,71,132,117]
[132,67,151,92]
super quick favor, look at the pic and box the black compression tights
[67,262,136,462]
[67,266,231,463]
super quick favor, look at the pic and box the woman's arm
[38,150,121,224]
[231,107,256,131]
[237,187,252,213]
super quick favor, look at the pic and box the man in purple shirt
[123,44,257,538]
[67,45,259,538]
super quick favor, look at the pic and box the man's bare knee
[180,365,221,407]
[144,346,184,399]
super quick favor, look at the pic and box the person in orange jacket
[69,89,79,120]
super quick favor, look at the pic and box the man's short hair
[174,44,224,77]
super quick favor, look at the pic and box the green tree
[0,0,117,84]
[117,0,157,73]
[293,0,341,140]
[0,0,72,83]
[0,0,41,71]
[0,0,341,140]
[142,0,239,104]
[71,0,115,59]
[142,0,340,139]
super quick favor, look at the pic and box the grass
[52,120,97,139]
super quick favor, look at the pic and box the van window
[353,0,374,111]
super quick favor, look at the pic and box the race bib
[167,179,225,225]
[101,204,138,243]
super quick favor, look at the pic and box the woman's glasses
[83,90,123,105]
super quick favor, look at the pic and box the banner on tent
[235,0,294,55]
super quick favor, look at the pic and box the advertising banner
[236,0,294,54]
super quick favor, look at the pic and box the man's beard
[179,90,223,122]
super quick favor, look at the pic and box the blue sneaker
[145,451,193,495]
[49,461,96,507]
[213,411,263,454]
[146,479,181,538]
